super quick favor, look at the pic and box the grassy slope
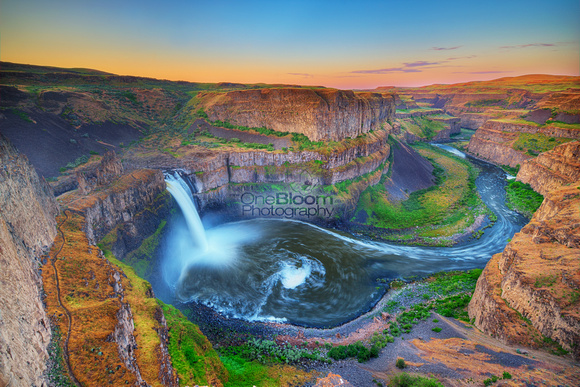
[354,143,489,244]
[505,181,544,218]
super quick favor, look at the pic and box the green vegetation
[160,302,228,386]
[59,154,90,173]
[327,342,379,363]
[512,133,574,155]
[397,116,447,140]
[9,108,33,122]
[389,372,443,387]
[354,143,489,244]
[505,181,543,218]
[45,325,76,386]
[500,164,520,176]
[220,337,328,365]
[431,327,442,332]
[123,220,167,277]
[465,98,503,107]
[395,358,407,369]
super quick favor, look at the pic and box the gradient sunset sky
[2,0,578,89]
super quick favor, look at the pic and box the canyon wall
[122,129,391,221]
[517,141,580,196]
[199,88,395,141]
[468,183,580,359]
[0,134,59,386]
[467,120,580,168]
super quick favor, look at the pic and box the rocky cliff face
[468,183,580,359]
[467,120,580,168]
[122,128,391,221]
[0,134,59,386]
[199,88,395,141]
[517,141,580,195]
[62,169,167,245]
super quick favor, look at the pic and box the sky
[1,0,579,89]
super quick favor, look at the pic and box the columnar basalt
[0,134,58,386]
[467,120,580,168]
[469,184,580,358]
[198,88,395,141]
[517,141,580,195]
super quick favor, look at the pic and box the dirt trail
[49,210,81,387]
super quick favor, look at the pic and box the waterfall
[164,171,208,251]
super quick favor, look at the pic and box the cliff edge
[0,133,59,386]
[468,183,580,359]
[199,88,395,141]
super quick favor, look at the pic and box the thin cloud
[446,55,477,60]
[431,46,462,51]
[403,60,441,68]
[351,67,421,74]
[287,72,314,78]
[351,60,439,74]
[500,43,557,49]
[453,70,513,74]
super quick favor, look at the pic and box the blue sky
[2,0,578,87]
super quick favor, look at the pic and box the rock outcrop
[467,120,580,168]
[517,141,580,195]
[199,88,395,141]
[62,168,167,245]
[0,133,59,386]
[469,183,580,358]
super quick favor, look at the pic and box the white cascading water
[164,172,208,251]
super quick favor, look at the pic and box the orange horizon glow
[1,0,579,89]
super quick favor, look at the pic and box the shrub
[395,357,407,369]
[431,327,442,333]
[502,371,512,379]
[389,372,443,387]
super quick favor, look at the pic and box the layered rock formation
[517,141,580,195]
[199,88,395,141]
[0,134,59,386]
[467,120,580,168]
[469,183,580,359]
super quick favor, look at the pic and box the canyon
[1,63,580,386]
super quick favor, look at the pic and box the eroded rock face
[469,184,580,359]
[467,120,580,168]
[0,133,58,386]
[199,88,395,141]
[62,169,166,245]
[517,141,580,196]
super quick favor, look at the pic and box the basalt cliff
[198,88,395,141]
[0,133,59,386]
[467,119,580,168]
[469,143,580,359]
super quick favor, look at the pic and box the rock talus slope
[0,133,59,386]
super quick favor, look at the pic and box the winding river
[160,145,528,327]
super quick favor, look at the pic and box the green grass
[219,337,328,365]
[389,373,443,387]
[160,302,228,386]
[505,181,543,218]
[59,154,90,173]
[512,133,574,155]
[500,164,520,176]
[397,116,447,140]
[354,143,487,243]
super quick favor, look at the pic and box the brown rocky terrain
[469,183,580,359]
[198,88,395,141]
[0,133,59,386]
[517,141,580,195]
